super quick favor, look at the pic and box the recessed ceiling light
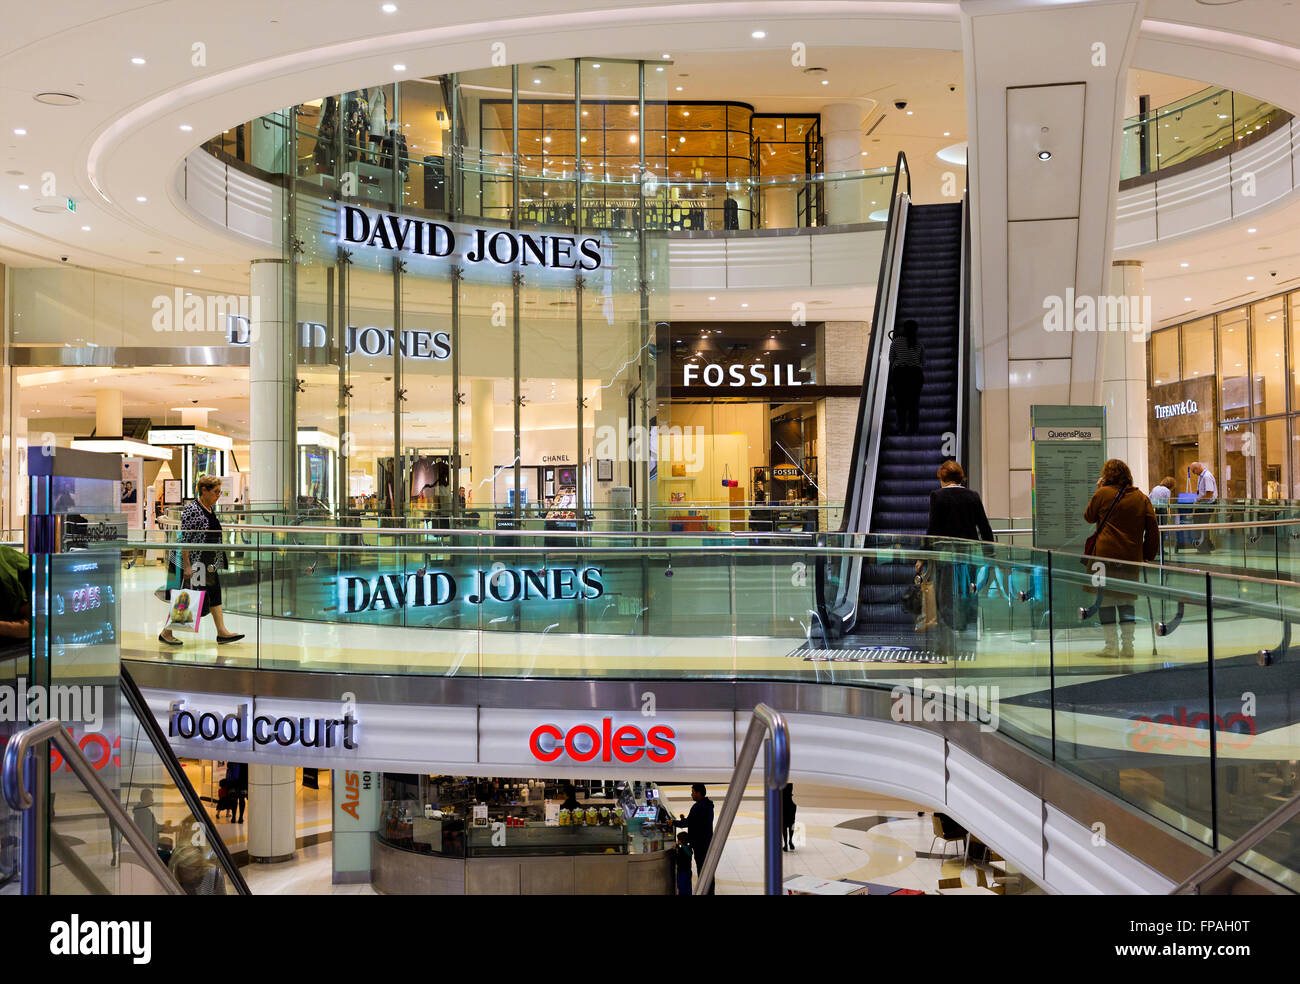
[1180,262,1189,267]
[179,124,193,131]
[708,296,716,301]
[131,57,146,65]
[943,131,951,137]
[175,256,184,262]
[17,184,28,190]
[136,195,147,203]
[663,53,671,59]
[820,79,829,85]
[592,63,600,68]
[1038,150,1052,161]
[533,78,541,85]
[1248,227,1257,233]
[676,86,683,92]
[193,268,201,273]
[382,2,397,11]
[656,66,664,72]
[1247,275,1255,281]
[13,128,26,136]
[80,225,90,231]
[906,110,913,116]
[1184,297,1192,302]
[393,63,406,72]
[741,303,749,308]
[752,30,767,38]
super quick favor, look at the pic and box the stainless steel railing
[694,703,790,895]
[2,718,185,895]
[1172,791,1300,894]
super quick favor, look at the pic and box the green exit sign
[66,198,76,213]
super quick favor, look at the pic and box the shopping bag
[164,588,204,633]
[917,579,938,632]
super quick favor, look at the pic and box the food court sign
[338,566,605,614]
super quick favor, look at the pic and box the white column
[249,259,290,509]
[95,389,123,438]
[821,103,866,225]
[470,378,496,509]
[1102,261,1149,490]
[179,408,210,428]
[961,0,1147,517]
[248,764,297,863]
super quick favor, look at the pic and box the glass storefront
[1148,288,1300,499]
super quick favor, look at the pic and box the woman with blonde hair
[159,475,244,646]
[1083,458,1158,658]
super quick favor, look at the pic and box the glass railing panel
[117,688,241,894]
[1051,560,1214,846]
[1210,575,1300,889]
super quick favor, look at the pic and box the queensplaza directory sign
[1031,405,1107,635]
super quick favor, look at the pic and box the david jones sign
[340,205,604,271]
[339,566,605,614]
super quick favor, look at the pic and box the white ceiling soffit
[1005,83,1085,223]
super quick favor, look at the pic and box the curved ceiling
[1,0,1298,278]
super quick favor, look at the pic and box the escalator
[818,153,972,642]
[0,661,249,895]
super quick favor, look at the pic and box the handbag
[1083,485,1129,562]
[164,588,205,633]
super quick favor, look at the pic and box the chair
[930,813,967,858]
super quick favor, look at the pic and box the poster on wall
[121,457,143,531]
[163,479,182,505]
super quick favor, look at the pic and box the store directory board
[1030,405,1106,552]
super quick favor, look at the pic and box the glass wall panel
[1217,306,1248,421]
[397,75,451,214]
[458,276,515,521]
[1150,326,1179,386]
[456,66,516,223]
[1261,416,1288,500]
[1251,296,1286,417]
[1182,317,1214,381]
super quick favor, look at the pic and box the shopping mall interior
[1,0,1300,918]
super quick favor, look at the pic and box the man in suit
[920,460,996,656]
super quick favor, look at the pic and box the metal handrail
[2,718,185,895]
[694,703,790,895]
[1172,790,1300,894]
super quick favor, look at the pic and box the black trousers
[891,367,924,435]
[694,841,715,894]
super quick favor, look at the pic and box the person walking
[1083,458,1159,659]
[921,461,996,656]
[888,318,926,435]
[159,475,244,646]
[1190,462,1218,553]
[781,783,797,852]
[674,783,716,894]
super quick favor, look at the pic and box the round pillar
[247,764,297,863]
[249,258,292,510]
[821,103,866,225]
[1102,260,1149,491]
[470,378,496,509]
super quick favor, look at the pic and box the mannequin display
[314,96,338,173]
[342,91,370,164]
[366,86,388,162]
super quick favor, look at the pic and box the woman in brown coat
[1083,458,1159,658]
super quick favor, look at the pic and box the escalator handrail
[119,663,252,895]
[2,717,185,895]
[1172,788,1300,894]
[956,189,972,469]
[838,150,909,540]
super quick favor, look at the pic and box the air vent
[864,114,888,137]
[34,92,81,106]
[803,66,828,75]
[1214,291,1254,305]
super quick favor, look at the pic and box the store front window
[1148,287,1300,499]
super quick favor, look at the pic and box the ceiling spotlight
[382,2,398,11]
[708,296,716,301]
[656,66,664,72]
[193,268,201,273]
[13,128,26,136]
[1180,262,1189,268]
[1247,275,1256,281]
[676,86,683,92]
[17,184,28,190]
[906,110,913,116]
[663,53,671,59]
[1037,150,1052,161]
[393,63,406,72]
[131,57,146,65]
[80,225,90,231]
[175,256,185,262]
[1248,227,1257,234]
[1184,297,1192,302]
[943,131,951,137]
[179,124,193,131]
[136,195,147,203]
[592,63,601,68]
[752,30,767,39]
[533,78,541,85]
